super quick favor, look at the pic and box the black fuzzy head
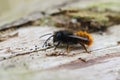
[53,30,73,43]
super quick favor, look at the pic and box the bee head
[53,31,63,42]
[53,30,73,42]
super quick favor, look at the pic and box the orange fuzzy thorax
[75,31,93,46]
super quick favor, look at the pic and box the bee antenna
[42,35,54,47]
[39,33,52,39]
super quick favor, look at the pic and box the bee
[40,30,93,53]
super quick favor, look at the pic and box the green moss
[67,11,109,23]
[88,1,120,11]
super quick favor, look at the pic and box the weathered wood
[0,0,120,80]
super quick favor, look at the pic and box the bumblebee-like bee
[40,30,93,53]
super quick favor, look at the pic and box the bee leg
[66,44,70,53]
[79,43,90,53]
[43,42,47,47]
[54,42,61,50]
[42,35,53,47]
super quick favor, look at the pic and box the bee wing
[68,35,89,41]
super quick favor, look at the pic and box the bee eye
[56,33,61,39]
[53,32,62,42]
[56,33,61,40]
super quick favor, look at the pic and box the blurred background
[0,0,66,26]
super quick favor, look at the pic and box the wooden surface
[0,0,120,80]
